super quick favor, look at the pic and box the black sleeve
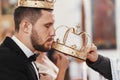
[86,55,112,80]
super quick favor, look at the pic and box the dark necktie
[28,54,39,62]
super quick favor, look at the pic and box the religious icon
[91,0,116,49]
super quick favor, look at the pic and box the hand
[40,73,53,80]
[87,44,98,62]
[53,51,69,80]
[53,51,69,71]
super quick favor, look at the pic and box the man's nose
[50,26,55,36]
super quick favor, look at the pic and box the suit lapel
[1,37,27,60]
[26,62,38,80]
[1,37,38,80]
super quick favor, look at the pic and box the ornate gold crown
[17,0,55,9]
[52,25,92,60]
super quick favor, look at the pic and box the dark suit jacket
[86,55,112,80]
[0,37,38,80]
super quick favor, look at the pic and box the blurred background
[0,0,120,80]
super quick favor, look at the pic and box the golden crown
[17,0,55,9]
[52,25,92,60]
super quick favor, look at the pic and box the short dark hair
[14,7,53,32]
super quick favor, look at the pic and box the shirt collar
[11,35,34,58]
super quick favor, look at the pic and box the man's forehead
[36,10,54,22]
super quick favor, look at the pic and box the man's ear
[20,19,32,34]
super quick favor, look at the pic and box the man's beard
[32,42,50,52]
[31,30,50,52]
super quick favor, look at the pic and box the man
[86,44,117,80]
[0,0,58,80]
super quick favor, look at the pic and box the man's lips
[47,38,54,42]
[46,38,54,44]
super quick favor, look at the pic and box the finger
[40,73,48,76]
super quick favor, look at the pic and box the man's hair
[14,7,52,32]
